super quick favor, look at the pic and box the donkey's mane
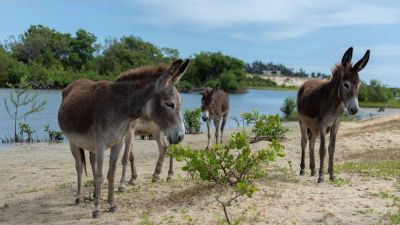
[331,63,352,81]
[116,64,168,83]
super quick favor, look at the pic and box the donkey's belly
[299,114,320,134]
[64,128,128,151]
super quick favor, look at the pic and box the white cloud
[128,0,400,41]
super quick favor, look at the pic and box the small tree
[3,75,47,142]
[168,130,285,224]
[183,107,202,134]
[280,96,296,119]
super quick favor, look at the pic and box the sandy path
[1,115,400,224]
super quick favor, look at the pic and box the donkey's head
[337,47,370,115]
[144,59,190,144]
[200,86,218,121]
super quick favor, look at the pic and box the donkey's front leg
[318,125,327,183]
[328,120,340,181]
[213,118,221,145]
[152,133,167,182]
[93,144,105,218]
[119,135,132,192]
[89,152,96,199]
[107,142,123,212]
[206,120,211,148]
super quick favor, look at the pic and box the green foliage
[18,122,35,142]
[168,130,285,195]
[183,52,246,92]
[253,114,289,140]
[240,109,259,126]
[44,124,64,142]
[335,160,400,177]
[176,80,193,92]
[359,80,394,103]
[183,108,202,134]
[280,96,296,119]
[246,75,277,87]
[3,75,47,142]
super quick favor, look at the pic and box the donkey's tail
[79,148,87,176]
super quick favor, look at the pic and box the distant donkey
[297,47,370,183]
[201,87,229,148]
[58,59,190,218]
[118,119,172,192]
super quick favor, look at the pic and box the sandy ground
[1,115,400,224]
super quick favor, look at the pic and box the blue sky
[1,0,400,86]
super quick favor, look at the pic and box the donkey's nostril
[177,133,184,143]
[202,116,208,121]
[350,107,358,115]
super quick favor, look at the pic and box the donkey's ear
[170,59,190,85]
[341,47,353,66]
[353,50,370,72]
[156,59,183,88]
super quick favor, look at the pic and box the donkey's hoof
[128,178,137,185]
[118,186,125,193]
[75,198,83,205]
[300,170,305,176]
[311,170,316,176]
[166,176,173,182]
[151,176,160,183]
[318,177,325,183]
[109,206,117,213]
[329,175,336,181]
[92,210,101,218]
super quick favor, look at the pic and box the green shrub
[240,109,259,126]
[359,80,394,103]
[280,96,296,119]
[183,108,202,134]
[253,114,289,141]
[168,130,285,223]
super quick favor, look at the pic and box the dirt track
[1,115,400,224]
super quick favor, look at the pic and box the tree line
[0,24,327,93]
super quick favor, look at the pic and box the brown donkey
[201,87,229,148]
[118,119,172,192]
[297,47,370,183]
[58,59,190,218]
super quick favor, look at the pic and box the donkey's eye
[165,101,175,109]
[343,82,351,90]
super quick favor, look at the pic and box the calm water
[1,88,398,150]
[0,88,295,148]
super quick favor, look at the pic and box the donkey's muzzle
[349,107,358,115]
[169,132,185,145]
[202,116,208,122]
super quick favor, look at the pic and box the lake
[0,88,399,149]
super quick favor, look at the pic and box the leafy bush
[253,114,289,141]
[168,130,285,223]
[44,124,64,142]
[246,75,277,87]
[240,111,289,141]
[359,80,394,103]
[280,96,297,120]
[240,109,259,126]
[18,122,35,142]
[183,108,202,134]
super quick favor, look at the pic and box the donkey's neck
[111,81,156,121]
[326,75,344,112]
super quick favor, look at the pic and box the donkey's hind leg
[299,122,308,176]
[309,132,317,176]
[119,134,132,192]
[70,144,86,205]
[220,114,228,144]
[89,152,96,198]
